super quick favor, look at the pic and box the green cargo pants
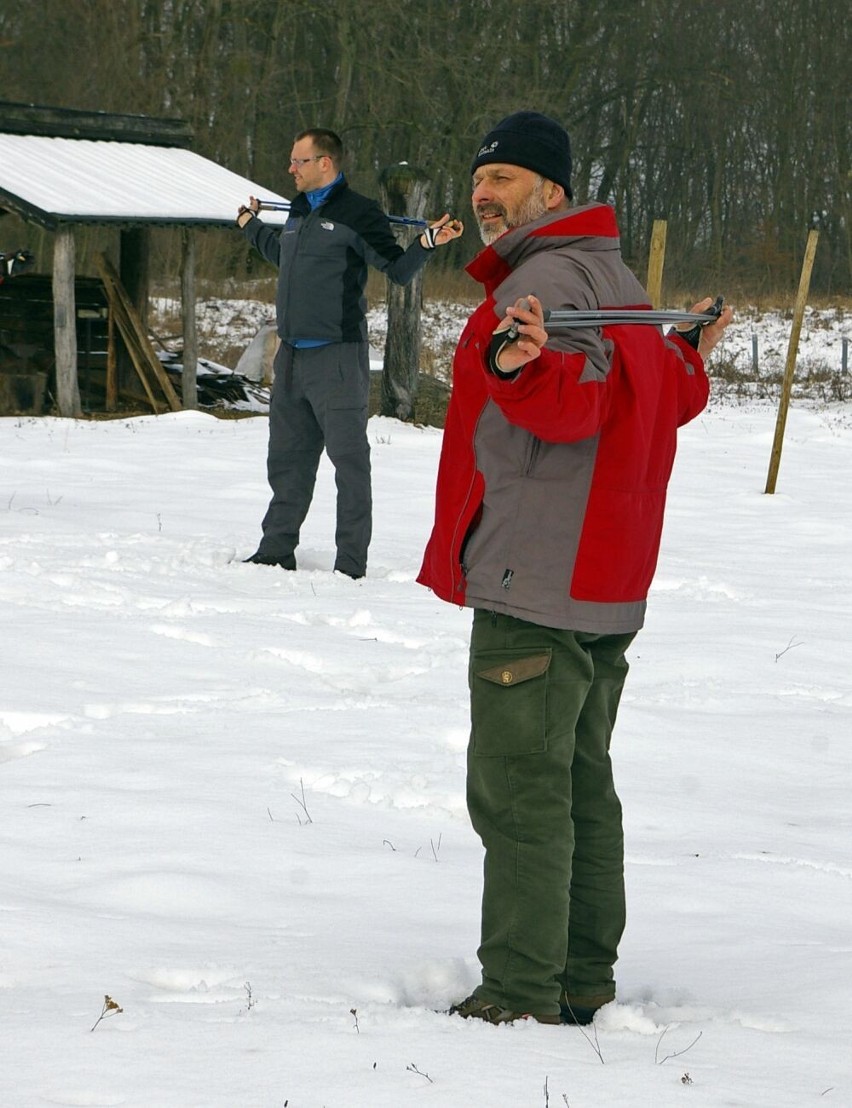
[467,609,636,1016]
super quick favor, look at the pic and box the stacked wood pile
[0,266,188,415]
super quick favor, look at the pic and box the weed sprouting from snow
[544,1074,572,1105]
[775,636,804,662]
[290,778,313,824]
[414,833,442,861]
[655,1025,703,1065]
[90,994,123,1032]
[575,1019,605,1064]
[406,1062,433,1083]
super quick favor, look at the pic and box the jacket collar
[466,203,619,295]
[290,175,349,216]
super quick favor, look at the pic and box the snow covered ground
[1,387,851,1103]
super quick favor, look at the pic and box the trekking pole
[542,298,724,330]
[256,199,429,229]
[504,297,724,344]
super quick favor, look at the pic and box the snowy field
[1,387,851,1104]
[153,296,851,408]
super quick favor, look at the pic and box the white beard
[475,178,549,245]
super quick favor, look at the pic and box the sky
[1,341,851,1106]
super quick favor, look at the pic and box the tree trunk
[379,163,430,422]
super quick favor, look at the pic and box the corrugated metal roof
[0,133,289,229]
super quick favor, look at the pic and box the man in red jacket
[418,111,733,1026]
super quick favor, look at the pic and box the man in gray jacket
[237,128,461,578]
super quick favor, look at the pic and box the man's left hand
[677,297,735,359]
[420,214,464,249]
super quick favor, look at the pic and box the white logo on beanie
[477,140,499,158]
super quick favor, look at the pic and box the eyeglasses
[289,155,327,167]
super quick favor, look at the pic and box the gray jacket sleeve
[240,216,282,268]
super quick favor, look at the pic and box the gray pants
[256,342,372,576]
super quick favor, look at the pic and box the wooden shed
[0,100,288,416]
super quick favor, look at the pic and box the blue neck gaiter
[305,173,344,211]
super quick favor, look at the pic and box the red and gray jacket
[417,203,709,634]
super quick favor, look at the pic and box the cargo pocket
[470,651,552,756]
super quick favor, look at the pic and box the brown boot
[449,994,561,1026]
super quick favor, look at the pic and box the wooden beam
[181,228,198,409]
[0,99,193,147]
[52,228,82,416]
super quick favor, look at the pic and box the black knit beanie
[471,111,573,199]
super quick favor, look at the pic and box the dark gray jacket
[241,178,430,344]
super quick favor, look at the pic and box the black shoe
[243,552,296,570]
[559,991,613,1026]
[334,568,364,580]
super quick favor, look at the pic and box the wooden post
[52,227,82,417]
[181,228,197,409]
[379,163,430,422]
[646,219,667,308]
[764,229,820,494]
[105,309,118,411]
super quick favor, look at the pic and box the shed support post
[52,227,82,417]
[181,228,198,409]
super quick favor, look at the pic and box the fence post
[646,220,667,308]
[764,229,820,494]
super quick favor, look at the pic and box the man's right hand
[236,196,260,228]
[490,294,549,375]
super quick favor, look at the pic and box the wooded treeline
[1,0,849,294]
